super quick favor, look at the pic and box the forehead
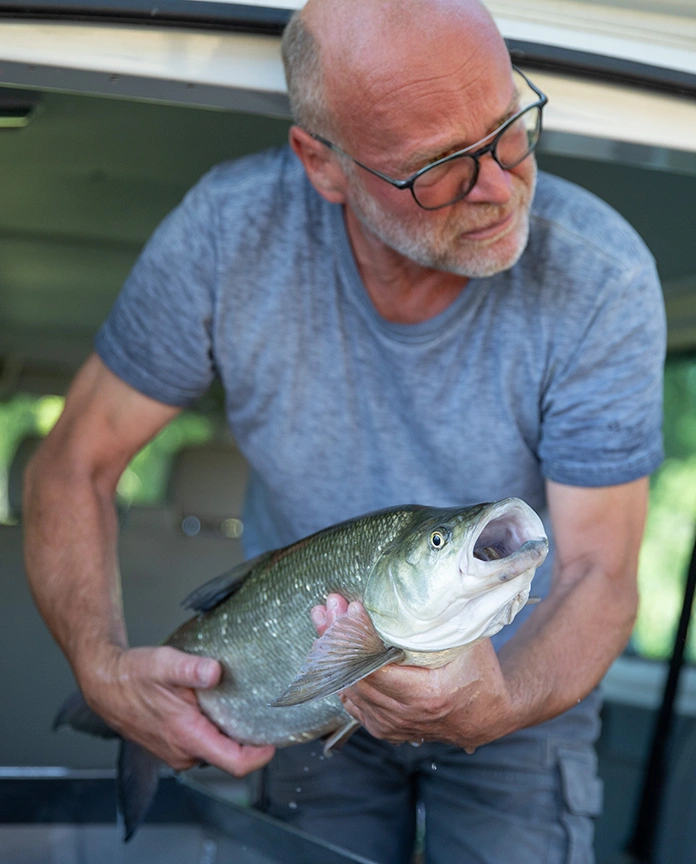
[328,26,515,163]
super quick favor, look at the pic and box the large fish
[55,498,548,839]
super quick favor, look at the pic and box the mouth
[461,211,515,242]
[473,501,542,560]
[462,498,548,592]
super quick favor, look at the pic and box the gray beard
[345,164,537,279]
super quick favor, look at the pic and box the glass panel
[0,393,214,520]
[633,356,696,662]
[496,108,539,167]
[413,155,476,208]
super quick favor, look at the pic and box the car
[1,2,695,862]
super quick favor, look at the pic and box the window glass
[633,357,696,662]
[0,393,213,520]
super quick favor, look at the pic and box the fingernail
[198,660,217,687]
[311,607,326,628]
[327,595,338,611]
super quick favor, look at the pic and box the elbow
[23,432,118,522]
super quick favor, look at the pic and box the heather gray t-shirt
[96,146,666,648]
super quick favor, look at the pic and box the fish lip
[458,498,548,592]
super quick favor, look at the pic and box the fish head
[363,498,548,652]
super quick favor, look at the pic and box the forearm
[498,559,638,731]
[23,443,127,686]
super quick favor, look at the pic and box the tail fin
[118,739,163,842]
[53,690,118,739]
[54,691,162,842]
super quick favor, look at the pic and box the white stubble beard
[344,160,538,279]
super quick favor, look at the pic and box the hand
[80,644,275,776]
[311,594,517,751]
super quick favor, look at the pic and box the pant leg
[257,729,418,864]
[418,728,603,864]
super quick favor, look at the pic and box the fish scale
[167,506,422,745]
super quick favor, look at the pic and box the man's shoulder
[176,144,327,256]
[194,144,307,206]
[530,171,653,273]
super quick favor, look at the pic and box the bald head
[282,0,509,143]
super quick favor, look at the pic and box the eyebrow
[401,87,522,175]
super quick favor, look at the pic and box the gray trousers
[257,697,603,864]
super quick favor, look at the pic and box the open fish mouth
[460,498,548,595]
[473,501,542,561]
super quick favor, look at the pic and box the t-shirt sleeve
[538,256,666,487]
[95,172,220,407]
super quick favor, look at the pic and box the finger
[349,664,429,704]
[151,647,221,690]
[340,695,413,744]
[310,605,327,636]
[193,721,275,776]
[325,593,349,627]
[339,694,365,726]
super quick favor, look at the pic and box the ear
[289,126,348,205]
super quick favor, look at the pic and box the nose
[465,153,513,206]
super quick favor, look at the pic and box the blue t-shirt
[96,145,666,647]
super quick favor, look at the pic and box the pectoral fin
[322,717,361,756]
[270,602,405,707]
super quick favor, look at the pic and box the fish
[54,497,548,840]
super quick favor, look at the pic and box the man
[24,0,665,862]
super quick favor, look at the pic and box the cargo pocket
[557,745,604,864]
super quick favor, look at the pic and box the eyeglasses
[310,67,548,211]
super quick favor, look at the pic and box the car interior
[2,9,696,861]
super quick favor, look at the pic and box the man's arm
[321,478,647,747]
[24,353,274,774]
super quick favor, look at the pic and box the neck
[344,206,468,325]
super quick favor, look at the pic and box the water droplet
[303,765,309,772]
[310,751,316,758]
[319,755,325,761]
[197,633,203,641]
[431,763,438,771]
[295,787,302,793]
[288,801,298,810]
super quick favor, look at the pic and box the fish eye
[429,529,449,550]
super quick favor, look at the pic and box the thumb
[155,647,221,689]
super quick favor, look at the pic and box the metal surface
[0,1,292,34]
[0,769,376,864]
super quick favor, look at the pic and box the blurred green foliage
[634,357,696,663]
[0,394,212,520]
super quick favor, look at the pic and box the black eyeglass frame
[310,66,548,211]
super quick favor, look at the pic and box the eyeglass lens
[412,105,541,209]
